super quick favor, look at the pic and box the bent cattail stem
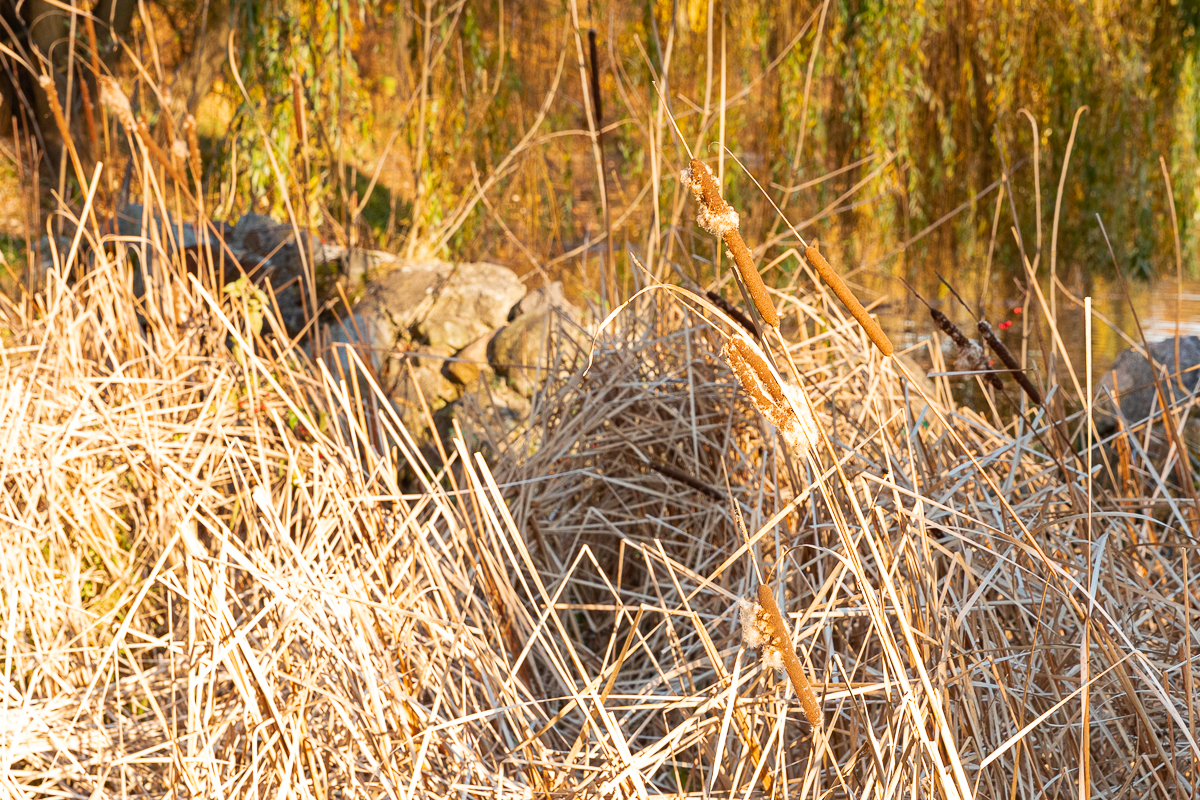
[684,158,780,328]
[805,245,893,356]
[706,290,758,337]
[979,320,1042,405]
[755,584,823,731]
[931,308,1004,390]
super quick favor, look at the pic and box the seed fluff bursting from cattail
[722,336,819,456]
[739,599,785,670]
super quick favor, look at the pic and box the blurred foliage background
[4,0,1200,303]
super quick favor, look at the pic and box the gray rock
[324,312,397,378]
[115,204,208,250]
[1095,335,1200,434]
[229,214,293,257]
[490,283,584,397]
[418,262,525,350]
[359,260,524,350]
[491,310,554,397]
[511,280,579,322]
[447,333,495,388]
[33,234,73,274]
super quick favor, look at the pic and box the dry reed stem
[684,157,780,327]
[804,244,893,355]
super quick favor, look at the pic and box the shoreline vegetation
[2,1,1200,798]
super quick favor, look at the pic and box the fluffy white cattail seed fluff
[98,76,135,130]
[739,599,786,671]
[781,382,820,453]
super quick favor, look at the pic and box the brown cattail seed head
[184,115,202,182]
[682,158,780,328]
[805,245,893,356]
[754,585,823,731]
[38,75,70,142]
[723,337,819,454]
[979,320,1042,404]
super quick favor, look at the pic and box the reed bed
[1,47,1197,800]
[2,208,1199,797]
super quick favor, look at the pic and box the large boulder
[1095,335,1200,435]
[357,260,525,350]
[320,260,527,442]
[417,263,526,350]
[324,311,397,379]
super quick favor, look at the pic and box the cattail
[929,308,1003,390]
[723,336,819,455]
[978,320,1042,405]
[76,66,99,158]
[742,586,823,732]
[290,73,308,151]
[38,74,87,190]
[683,159,780,328]
[804,244,893,356]
[98,76,135,131]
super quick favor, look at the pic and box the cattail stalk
[756,584,823,731]
[76,66,99,160]
[684,159,780,328]
[978,320,1042,404]
[804,244,893,356]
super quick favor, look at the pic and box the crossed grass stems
[4,44,1200,800]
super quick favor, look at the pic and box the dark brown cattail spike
[930,307,971,350]
[804,245,893,356]
[706,290,757,337]
[930,308,1004,390]
[685,158,780,328]
[756,584,823,732]
[136,119,188,185]
[979,320,1042,404]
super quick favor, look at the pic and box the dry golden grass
[1,28,1198,800]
